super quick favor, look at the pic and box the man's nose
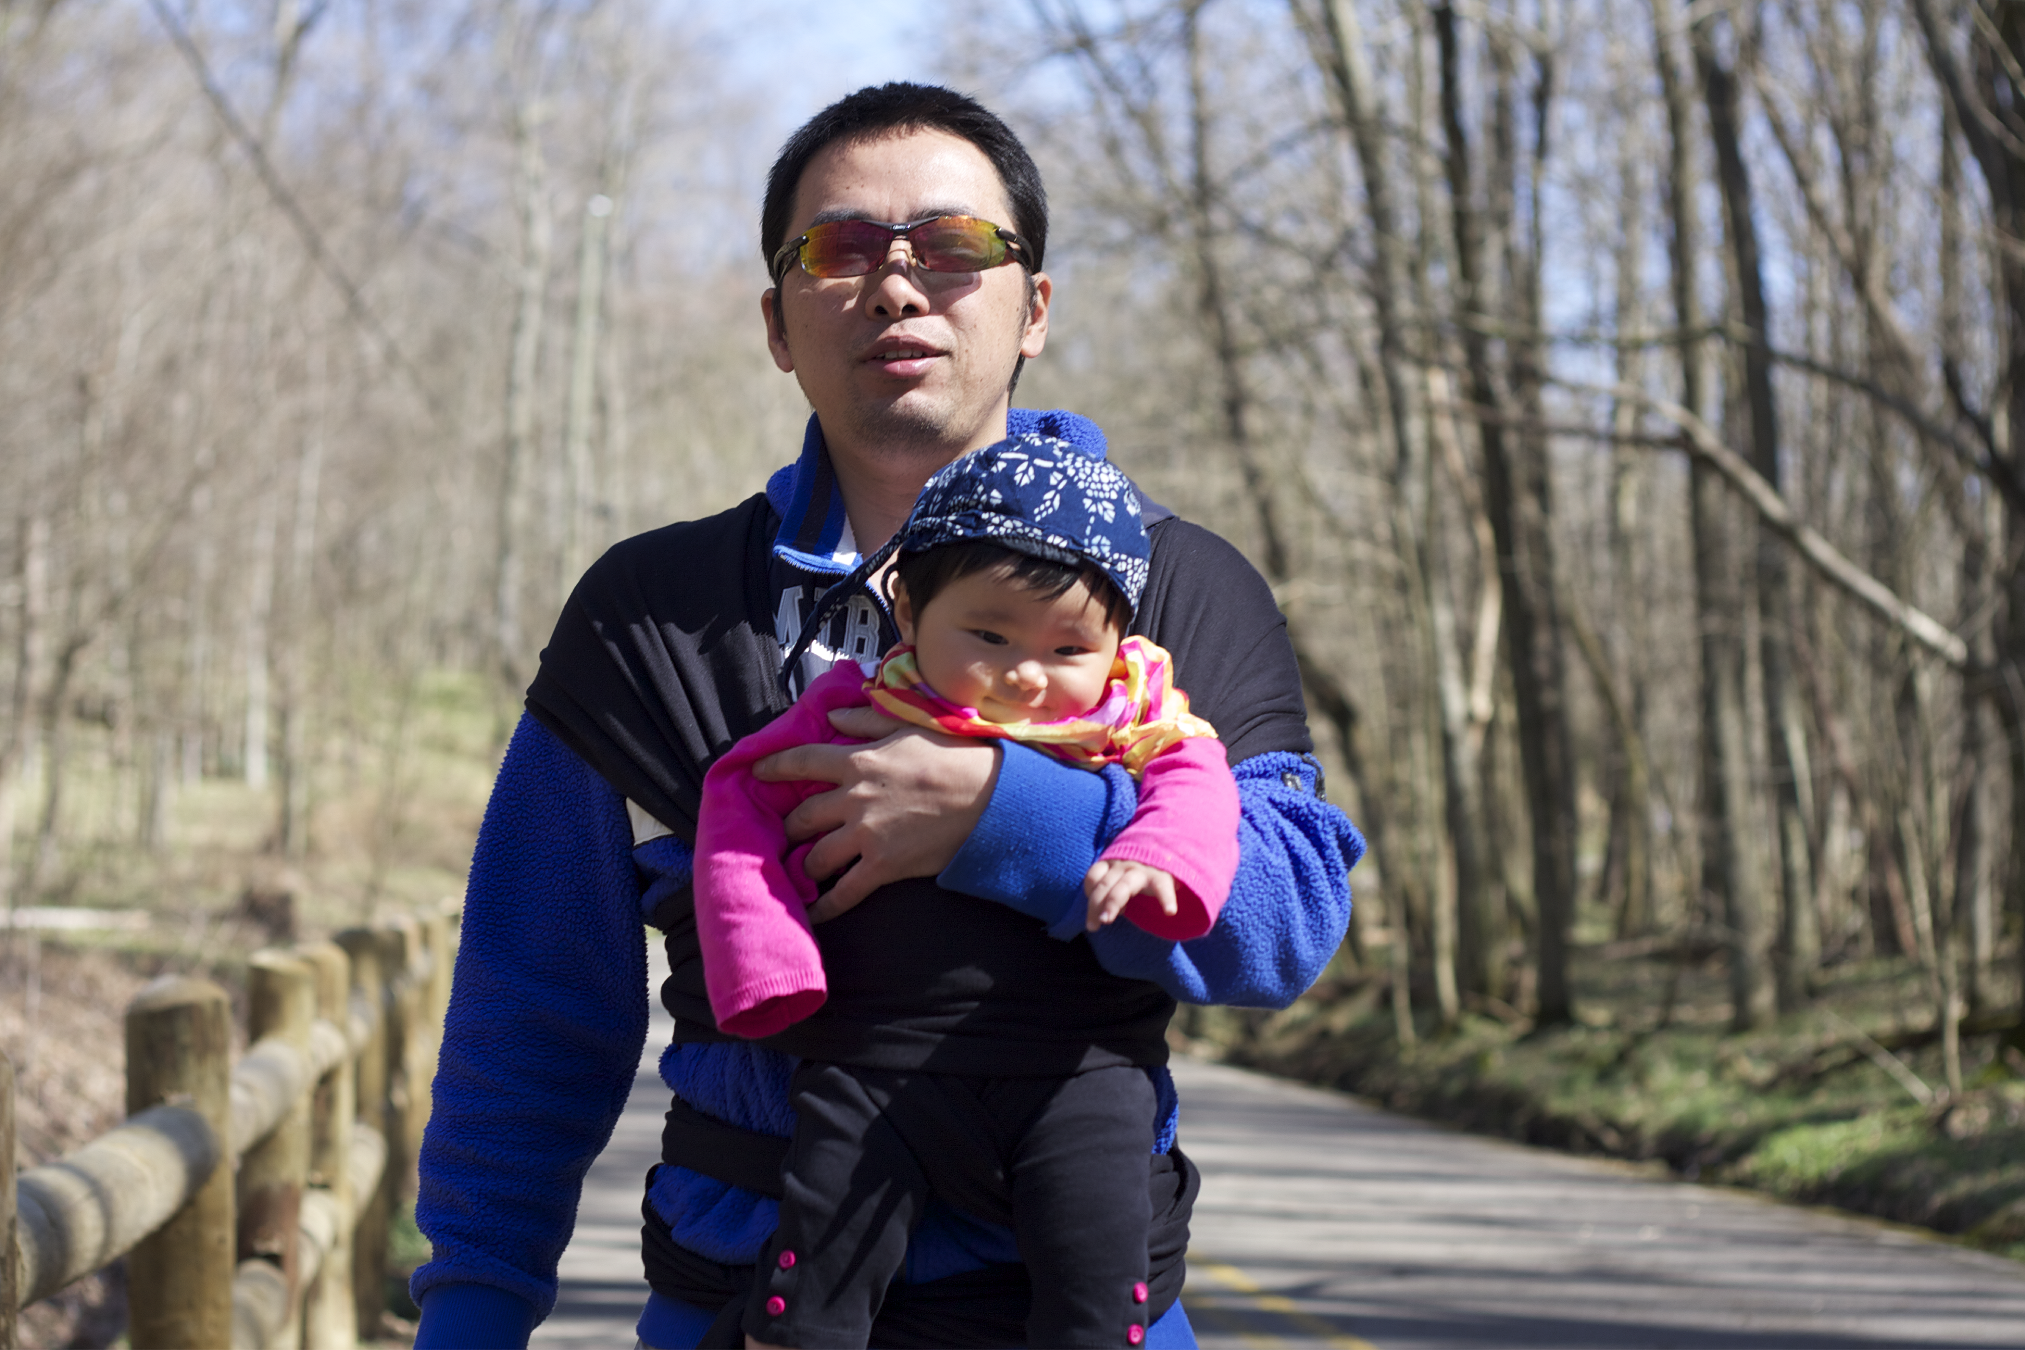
[864,240,929,317]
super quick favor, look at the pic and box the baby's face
[893,566,1122,724]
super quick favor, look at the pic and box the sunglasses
[770,215,1029,284]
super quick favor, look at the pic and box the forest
[2,0,2022,1190]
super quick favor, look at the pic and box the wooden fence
[0,906,458,1349]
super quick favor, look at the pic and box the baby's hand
[1082,859,1179,932]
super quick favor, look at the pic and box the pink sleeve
[1098,736,1239,940]
[692,664,867,1038]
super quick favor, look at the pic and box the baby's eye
[1054,645,1093,657]
[970,629,1008,645]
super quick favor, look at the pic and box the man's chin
[843,396,1001,462]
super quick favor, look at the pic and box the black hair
[762,84,1050,393]
[890,540,1132,636]
[762,83,1048,274]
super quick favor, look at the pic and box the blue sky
[715,2,947,143]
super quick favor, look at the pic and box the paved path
[533,1020,2025,1348]
[1173,1058,2025,1349]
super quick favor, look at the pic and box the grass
[387,1201,432,1322]
[1189,941,2025,1259]
[6,668,500,939]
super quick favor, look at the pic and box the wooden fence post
[296,942,357,1350]
[126,977,234,1349]
[3,1051,16,1350]
[335,928,388,1338]
[242,952,315,1349]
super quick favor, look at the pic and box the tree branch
[144,0,451,429]
[1552,377,1971,671]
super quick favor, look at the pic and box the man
[412,83,1362,1349]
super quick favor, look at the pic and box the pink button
[766,1296,786,1317]
[778,1250,797,1270]
[1127,1325,1145,1346]
[1133,1282,1149,1304]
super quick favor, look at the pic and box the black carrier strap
[525,494,788,845]
[660,1095,789,1198]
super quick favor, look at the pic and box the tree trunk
[279,398,324,856]
[1312,0,1479,1022]
[496,95,551,693]
[1938,83,1997,1015]
[1696,16,1803,1020]
[1428,369,1504,1000]
[1604,101,1654,938]
[1907,0,2025,1022]
[242,485,277,791]
[31,636,81,893]
[1,515,49,918]
[1652,0,1764,1025]
[1434,2,1575,1025]
[561,191,611,594]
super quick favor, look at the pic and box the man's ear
[761,288,795,373]
[1019,271,1052,360]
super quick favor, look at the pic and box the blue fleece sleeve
[412,714,651,1346]
[939,740,1139,940]
[946,743,1360,1007]
[1087,751,1362,1007]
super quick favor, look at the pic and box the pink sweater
[692,662,1241,1039]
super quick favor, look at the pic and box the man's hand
[752,703,1000,922]
[1083,859,1178,932]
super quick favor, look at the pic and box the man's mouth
[864,337,944,373]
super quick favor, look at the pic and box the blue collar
[764,410,1111,577]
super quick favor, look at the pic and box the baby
[693,436,1240,1348]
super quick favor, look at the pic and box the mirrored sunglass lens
[911,219,1003,271]
[800,220,893,276]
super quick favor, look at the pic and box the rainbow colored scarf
[866,635,1218,779]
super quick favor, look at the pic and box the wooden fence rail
[0,905,458,1349]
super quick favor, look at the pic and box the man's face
[762,128,1051,473]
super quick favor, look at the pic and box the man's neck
[826,414,1010,553]
[835,456,949,553]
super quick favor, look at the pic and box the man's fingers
[780,788,851,847]
[808,861,881,923]
[753,741,853,785]
[799,821,864,880]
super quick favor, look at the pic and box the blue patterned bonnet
[892,435,1149,609]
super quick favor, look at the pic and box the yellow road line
[1188,1260,1378,1350]
[1183,1297,1282,1350]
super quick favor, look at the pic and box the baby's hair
[890,540,1133,633]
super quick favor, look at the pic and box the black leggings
[744,1061,1158,1349]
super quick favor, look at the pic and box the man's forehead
[788,128,1013,230]
[804,204,981,229]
